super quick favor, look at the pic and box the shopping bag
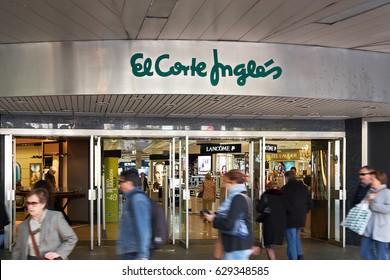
[341,201,371,235]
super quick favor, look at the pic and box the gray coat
[13,210,78,260]
[364,185,390,242]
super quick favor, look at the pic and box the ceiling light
[297,105,310,109]
[96,101,110,105]
[13,2,27,8]
[14,100,28,104]
[316,0,390,24]
[362,105,378,109]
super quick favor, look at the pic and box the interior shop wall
[66,140,89,223]
[16,145,43,189]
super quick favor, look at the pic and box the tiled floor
[4,197,365,260]
[1,236,361,260]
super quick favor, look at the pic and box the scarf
[217,183,247,215]
[216,183,249,238]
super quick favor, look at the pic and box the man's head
[290,166,297,174]
[284,171,296,183]
[140,172,145,178]
[118,168,140,193]
[359,165,374,185]
[49,166,56,175]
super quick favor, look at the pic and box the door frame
[1,129,346,249]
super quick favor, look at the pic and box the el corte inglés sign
[130,49,282,87]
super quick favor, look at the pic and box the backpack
[129,190,168,249]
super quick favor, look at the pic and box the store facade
[1,40,390,251]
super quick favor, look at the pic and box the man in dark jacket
[352,165,374,206]
[282,171,312,260]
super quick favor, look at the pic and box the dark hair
[290,166,297,171]
[120,168,140,187]
[360,165,375,173]
[371,170,388,184]
[284,171,296,180]
[224,169,247,184]
[33,180,54,206]
[27,187,48,208]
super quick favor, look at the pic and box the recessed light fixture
[297,105,311,109]
[362,105,378,110]
[14,100,28,104]
[96,101,110,105]
[316,0,390,24]
[13,2,27,8]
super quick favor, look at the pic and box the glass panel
[178,137,189,248]
[328,139,345,246]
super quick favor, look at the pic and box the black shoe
[298,255,304,260]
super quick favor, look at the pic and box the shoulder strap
[28,223,42,259]
[237,193,252,222]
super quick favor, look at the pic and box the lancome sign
[201,144,241,154]
[130,49,282,87]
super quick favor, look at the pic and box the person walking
[204,169,254,260]
[117,168,152,260]
[0,199,10,248]
[352,165,374,206]
[13,188,77,260]
[359,170,390,260]
[282,171,312,260]
[44,166,57,191]
[256,181,289,260]
[200,172,216,211]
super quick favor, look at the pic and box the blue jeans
[223,249,252,260]
[286,228,303,260]
[360,236,389,260]
[0,234,4,248]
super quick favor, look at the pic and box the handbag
[256,194,271,223]
[341,201,371,235]
[198,183,204,198]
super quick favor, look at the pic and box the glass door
[88,135,102,250]
[249,138,265,242]
[178,136,189,248]
[328,139,346,247]
[3,135,16,252]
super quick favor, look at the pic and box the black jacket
[0,200,10,234]
[213,194,253,252]
[282,179,312,228]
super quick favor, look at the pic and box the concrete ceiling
[1,0,390,120]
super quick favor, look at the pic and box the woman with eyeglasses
[13,188,78,260]
[203,169,254,260]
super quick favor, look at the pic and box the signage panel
[200,144,241,153]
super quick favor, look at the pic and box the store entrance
[4,134,345,252]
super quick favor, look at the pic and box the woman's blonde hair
[205,172,212,180]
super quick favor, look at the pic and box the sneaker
[298,255,304,260]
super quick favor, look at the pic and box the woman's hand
[203,212,215,222]
[44,251,61,260]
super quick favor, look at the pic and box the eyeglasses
[359,173,370,176]
[26,201,40,206]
